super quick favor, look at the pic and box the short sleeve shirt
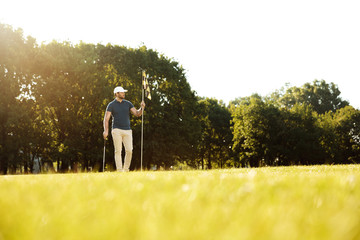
[106,99,134,130]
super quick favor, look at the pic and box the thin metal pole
[141,71,145,172]
[103,139,106,172]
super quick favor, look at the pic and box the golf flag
[140,71,150,171]
[142,71,151,100]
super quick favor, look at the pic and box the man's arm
[103,111,112,139]
[130,101,146,117]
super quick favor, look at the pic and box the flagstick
[140,71,145,172]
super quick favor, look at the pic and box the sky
[1,0,360,108]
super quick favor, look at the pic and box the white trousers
[111,129,133,171]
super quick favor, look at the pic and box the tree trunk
[207,151,212,169]
[201,155,204,170]
[0,155,8,175]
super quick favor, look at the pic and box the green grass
[1,165,360,240]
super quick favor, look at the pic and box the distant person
[103,86,145,171]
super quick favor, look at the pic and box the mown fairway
[0,165,359,240]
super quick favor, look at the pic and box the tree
[31,41,114,172]
[196,98,233,169]
[279,104,324,165]
[0,24,37,174]
[231,94,324,167]
[231,94,276,167]
[318,106,360,164]
[276,80,349,114]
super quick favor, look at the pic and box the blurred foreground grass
[0,165,360,240]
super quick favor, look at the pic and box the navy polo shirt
[106,99,134,130]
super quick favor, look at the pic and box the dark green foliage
[0,24,202,173]
[196,98,233,169]
[1,23,359,173]
[231,82,360,167]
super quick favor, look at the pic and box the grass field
[0,165,359,240]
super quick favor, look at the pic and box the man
[103,86,145,172]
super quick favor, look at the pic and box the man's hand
[103,111,111,139]
[103,131,108,140]
[141,101,145,109]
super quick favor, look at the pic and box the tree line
[1,23,359,174]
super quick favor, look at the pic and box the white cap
[113,86,128,93]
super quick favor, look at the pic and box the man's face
[116,92,125,99]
